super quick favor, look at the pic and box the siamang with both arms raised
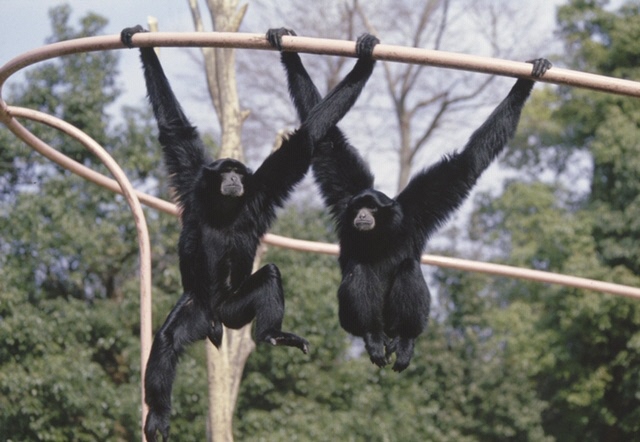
[268,27,550,373]
[121,25,379,441]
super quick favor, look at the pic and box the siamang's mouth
[224,185,244,197]
[354,219,375,231]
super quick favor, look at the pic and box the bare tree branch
[410,74,495,160]
[187,0,222,117]
[355,0,519,191]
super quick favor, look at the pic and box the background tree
[438,1,640,440]
[0,6,147,440]
[242,0,555,193]
[185,1,257,440]
[0,6,210,440]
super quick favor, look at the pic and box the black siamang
[268,27,550,372]
[121,25,378,441]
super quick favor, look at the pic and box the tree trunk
[397,111,413,192]
[186,1,253,441]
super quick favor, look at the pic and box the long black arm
[396,58,552,243]
[266,28,323,122]
[121,26,210,210]
[266,28,376,220]
[254,31,379,211]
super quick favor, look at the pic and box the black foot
[385,336,398,360]
[144,408,170,442]
[392,359,410,372]
[121,25,147,48]
[391,337,415,373]
[263,330,309,354]
[364,332,389,368]
[369,352,388,368]
[266,27,297,51]
[207,319,224,349]
[356,33,380,59]
[526,58,552,78]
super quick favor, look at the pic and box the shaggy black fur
[268,27,550,372]
[122,25,378,442]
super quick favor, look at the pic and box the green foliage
[0,290,139,441]
[11,7,118,164]
[439,2,640,441]
[231,207,552,441]
[0,5,208,440]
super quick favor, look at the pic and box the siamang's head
[346,189,402,233]
[202,158,253,198]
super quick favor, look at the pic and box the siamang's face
[220,169,245,197]
[353,207,376,231]
[205,159,251,198]
[348,190,398,232]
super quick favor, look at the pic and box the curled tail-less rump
[385,259,430,338]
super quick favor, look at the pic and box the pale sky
[1,0,563,127]
[1,0,565,197]
[1,1,214,128]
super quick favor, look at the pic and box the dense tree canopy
[0,6,204,440]
[447,1,640,440]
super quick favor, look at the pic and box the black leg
[387,336,416,372]
[384,259,430,372]
[219,263,309,353]
[144,292,210,442]
[364,331,389,368]
[337,268,387,367]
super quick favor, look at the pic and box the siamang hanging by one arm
[268,27,550,373]
[121,25,378,442]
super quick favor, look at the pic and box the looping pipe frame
[3,32,640,99]
[1,31,639,316]
[3,106,153,430]
[2,31,640,438]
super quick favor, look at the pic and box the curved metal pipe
[3,106,153,431]
[2,32,640,97]
[5,105,640,301]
